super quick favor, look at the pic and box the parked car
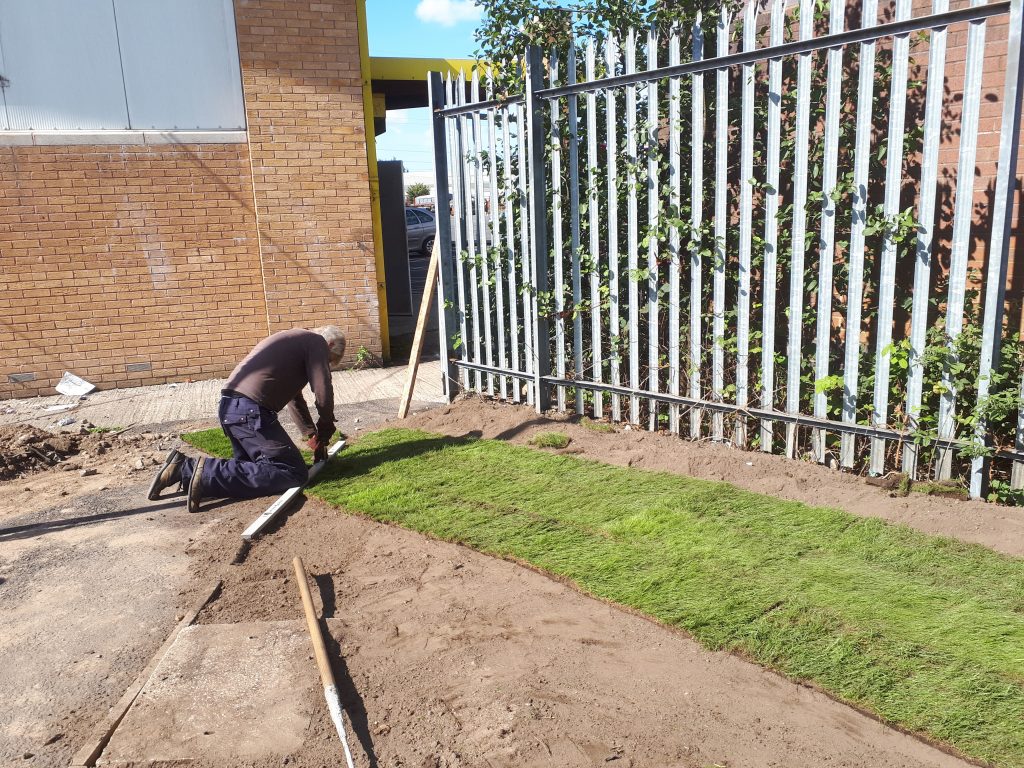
[405,207,435,256]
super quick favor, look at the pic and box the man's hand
[306,434,327,463]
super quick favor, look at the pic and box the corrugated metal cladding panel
[0,88,9,131]
[114,0,245,131]
[0,0,129,130]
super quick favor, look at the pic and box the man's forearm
[287,396,316,437]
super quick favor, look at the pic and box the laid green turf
[182,428,234,457]
[182,426,1024,766]
[580,417,616,433]
[530,431,570,449]
[182,428,342,463]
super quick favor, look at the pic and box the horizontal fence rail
[429,0,1024,501]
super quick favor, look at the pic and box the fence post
[428,72,460,401]
[968,0,1024,498]
[526,45,552,412]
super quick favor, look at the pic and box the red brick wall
[234,0,381,354]
[910,0,1024,329]
[0,143,268,397]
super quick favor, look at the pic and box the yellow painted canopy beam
[370,56,481,81]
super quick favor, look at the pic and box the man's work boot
[187,457,206,514]
[147,448,185,501]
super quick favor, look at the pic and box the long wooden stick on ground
[398,239,440,418]
[293,556,357,768]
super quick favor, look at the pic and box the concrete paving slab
[0,361,446,432]
[99,621,317,765]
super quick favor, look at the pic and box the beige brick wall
[0,0,379,399]
[234,0,381,355]
[0,143,268,398]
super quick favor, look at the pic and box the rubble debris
[43,404,76,413]
[0,424,167,483]
[55,372,95,397]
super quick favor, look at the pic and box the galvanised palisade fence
[428,0,1024,500]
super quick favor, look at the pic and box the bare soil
[404,396,1024,557]
[171,492,972,768]
[0,424,190,520]
[0,400,431,768]
[3,394,1008,767]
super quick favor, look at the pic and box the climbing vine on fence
[441,0,1023,500]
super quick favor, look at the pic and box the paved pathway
[0,361,445,431]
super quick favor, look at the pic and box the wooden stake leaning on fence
[293,556,357,768]
[399,237,441,418]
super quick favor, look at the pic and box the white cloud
[387,110,410,125]
[414,0,481,27]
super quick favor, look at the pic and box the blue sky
[367,0,480,175]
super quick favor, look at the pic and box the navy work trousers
[181,392,308,499]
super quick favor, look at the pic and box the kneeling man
[148,326,345,512]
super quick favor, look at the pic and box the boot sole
[187,457,205,513]
[147,450,183,501]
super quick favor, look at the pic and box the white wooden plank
[242,441,345,540]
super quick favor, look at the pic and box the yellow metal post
[355,0,390,361]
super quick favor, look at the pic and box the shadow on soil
[0,496,236,542]
[317,433,483,485]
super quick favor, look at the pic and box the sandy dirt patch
[0,483,202,767]
[168,490,973,767]
[0,401,424,767]
[403,397,1024,557]
[2,393,1003,767]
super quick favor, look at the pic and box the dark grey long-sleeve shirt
[224,329,334,438]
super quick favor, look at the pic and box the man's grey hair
[315,326,346,358]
